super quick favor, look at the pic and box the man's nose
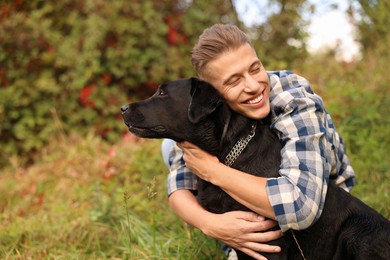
[244,76,258,92]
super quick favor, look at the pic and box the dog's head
[121,77,223,142]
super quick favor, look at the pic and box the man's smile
[245,94,263,104]
[244,92,264,105]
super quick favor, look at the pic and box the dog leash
[291,230,307,260]
[224,123,257,167]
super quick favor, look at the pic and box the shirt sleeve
[266,71,355,232]
[166,144,198,196]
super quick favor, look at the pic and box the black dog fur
[121,78,390,259]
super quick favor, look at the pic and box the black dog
[121,78,390,259]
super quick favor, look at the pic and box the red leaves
[165,14,187,46]
[167,26,188,45]
[105,33,118,49]
[18,180,45,217]
[0,4,12,19]
[145,80,158,93]
[101,73,112,85]
[79,73,113,108]
[0,0,24,19]
[102,164,116,180]
[0,67,8,87]
[79,83,96,108]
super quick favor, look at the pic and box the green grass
[0,133,225,259]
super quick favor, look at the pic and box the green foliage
[248,0,309,68]
[354,0,390,51]
[0,0,239,167]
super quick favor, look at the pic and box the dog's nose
[121,105,129,114]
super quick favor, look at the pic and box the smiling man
[163,24,356,260]
[202,43,270,120]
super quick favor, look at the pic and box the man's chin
[242,106,270,120]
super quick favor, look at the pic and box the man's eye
[250,67,261,74]
[228,78,240,86]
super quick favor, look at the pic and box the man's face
[203,43,270,120]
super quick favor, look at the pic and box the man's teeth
[246,94,263,104]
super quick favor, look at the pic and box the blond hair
[191,24,251,79]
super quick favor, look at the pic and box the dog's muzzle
[121,104,129,114]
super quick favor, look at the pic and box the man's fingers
[177,141,196,149]
[242,219,280,233]
[241,241,281,255]
[244,229,283,243]
[230,211,266,222]
[256,219,279,231]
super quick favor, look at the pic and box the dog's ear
[188,77,223,123]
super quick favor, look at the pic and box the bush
[0,1,172,159]
[0,0,238,166]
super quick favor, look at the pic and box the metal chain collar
[224,123,257,167]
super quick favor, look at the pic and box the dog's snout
[121,104,129,114]
[121,103,145,124]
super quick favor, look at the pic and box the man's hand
[202,211,282,260]
[169,190,281,260]
[177,141,276,220]
[177,141,219,182]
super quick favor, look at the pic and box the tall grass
[0,133,224,259]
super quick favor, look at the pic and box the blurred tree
[347,0,390,93]
[238,0,309,69]
[158,0,241,79]
[350,0,390,51]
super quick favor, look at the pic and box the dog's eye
[158,89,167,96]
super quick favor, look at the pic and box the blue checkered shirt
[166,70,356,232]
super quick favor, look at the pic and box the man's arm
[177,142,276,220]
[265,72,356,231]
[166,144,282,259]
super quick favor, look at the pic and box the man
[163,24,355,259]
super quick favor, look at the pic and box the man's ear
[188,77,223,123]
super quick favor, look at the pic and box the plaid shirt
[166,70,356,232]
